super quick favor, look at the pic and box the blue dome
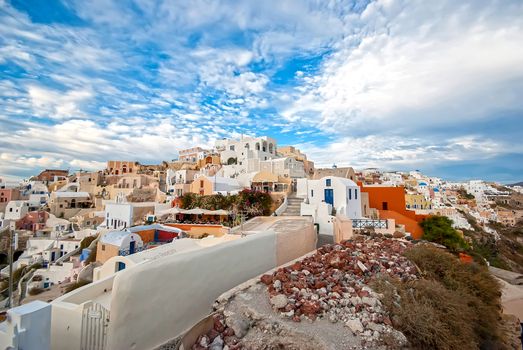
[419,182,427,186]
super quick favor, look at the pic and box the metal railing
[352,219,388,229]
[119,246,145,256]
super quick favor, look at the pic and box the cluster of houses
[0,135,521,349]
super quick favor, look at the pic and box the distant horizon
[1,0,522,183]
[1,156,521,185]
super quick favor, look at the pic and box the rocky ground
[191,236,418,350]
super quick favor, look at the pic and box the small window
[200,180,204,187]
[229,145,235,151]
[102,245,106,251]
[311,190,314,197]
[355,189,358,200]
[326,179,331,187]
[348,189,352,200]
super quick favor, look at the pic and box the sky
[1,0,522,183]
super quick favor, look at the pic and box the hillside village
[0,135,522,349]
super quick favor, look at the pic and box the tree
[421,216,469,251]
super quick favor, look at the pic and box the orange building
[359,184,427,239]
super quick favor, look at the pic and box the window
[348,189,352,200]
[229,145,235,151]
[326,179,331,187]
[200,180,204,187]
[355,189,358,200]
[102,244,106,251]
[311,190,314,197]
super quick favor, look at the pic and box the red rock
[260,274,273,285]
[224,336,239,346]
[383,316,392,326]
[292,315,301,322]
[223,327,235,336]
[358,290,370,297]
[214,318,225,332]
[207,328,220,341]
[332,285,344,294]
[290,262,302,271]
[313,280,327,289]
[301,301,321,315]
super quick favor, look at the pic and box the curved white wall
[107,232,277,350]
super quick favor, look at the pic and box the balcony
[352,219,388,229]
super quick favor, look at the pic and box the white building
[297,176,362,235]
[382,172,404,186]
[21,181,50,206]
[4,200,30,220]
[102,194,155,230]
[216,136,278,166]
[178,147,209,163]
[0,301,51,350]
[99,230,144,256]
[259,157,305,179]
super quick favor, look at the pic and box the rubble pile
[192,313,244,350]
[258,236,417,345]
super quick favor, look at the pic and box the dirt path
[497,278,523,320]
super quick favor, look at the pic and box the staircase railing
[274,197,288,216]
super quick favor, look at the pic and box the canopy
[158,207,182,216]
[203,209,230,216]
[183,208,206,215]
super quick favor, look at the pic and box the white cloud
[283,0,523,133]
[298,134,510,170]
[69,159,106,171]
[28,85,94,119]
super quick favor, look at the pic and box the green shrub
[179,190,273,218]
[28,287,44,296]
[373,277,477,350]
[64,280,90,293]
[80,235,97,250]
[401,245,504,348]
[420,216,468,251]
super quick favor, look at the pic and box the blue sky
[1,0,522,183]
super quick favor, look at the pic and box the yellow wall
[189,177,213,195]
[405,194,432,210]
[96,243,120,264]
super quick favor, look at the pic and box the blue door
[117,262,126,271]
[129,241,135,254]
[324,189,334,206]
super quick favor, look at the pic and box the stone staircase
[281,196,303,216]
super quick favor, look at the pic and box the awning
[183,208,206,215]
[204,209,230,216]
[158,207,182,216]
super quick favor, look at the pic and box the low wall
[274,196,288,216]
[165,223,229,238]
[106,232,277,350]
[333,214,353,243]
[51,276,114,350]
